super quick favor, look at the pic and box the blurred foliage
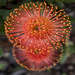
[60,40,75,63]
[71,17,75,23]
[63,0,75,3]
[0,48,3,57]
[0,16,5,34]
[62,73,67,75]
[0,9,14,34]
[56,0,75,3]
[0,63,7,70]
[0,0,7,6]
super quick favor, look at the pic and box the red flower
[4,2,71,71]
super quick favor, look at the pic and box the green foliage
[63,0,75,3]
[71,17,75,23]
[0,63,6,70]
[0,9,12,34]
[62,73,67,75]
[0,16,5,34]
[56,0,75,3]
[60,41,75,63]
[0,48,3,57]
[0,0,7,6]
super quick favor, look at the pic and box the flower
[4,2,71,71]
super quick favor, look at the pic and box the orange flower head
[4,2,71,71]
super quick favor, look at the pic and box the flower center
[33,25,39,31]
[25,16,54,39]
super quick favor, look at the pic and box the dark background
[0,0,75,75]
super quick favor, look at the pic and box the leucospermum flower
[4,2,71,71]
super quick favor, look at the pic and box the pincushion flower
[4,2,71,71]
